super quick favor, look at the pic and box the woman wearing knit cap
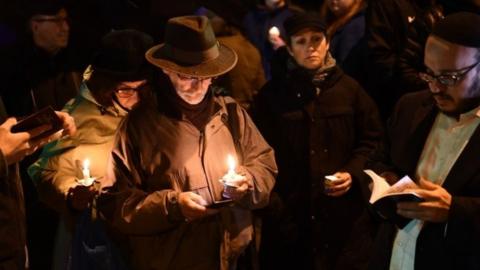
[28,29,153,270]
[253,12,383,270]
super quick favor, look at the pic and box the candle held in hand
[227,154,236,176]
[221,154,245,199]
[224,154,243,183]
[268,26,280,37]
[82,159,91,180]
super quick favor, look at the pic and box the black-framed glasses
[419,61,480,87]
[114,82,148,97]
[32,16,70,26]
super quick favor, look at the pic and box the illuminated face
[287,29,329,70]
[162,69,213,105]
[423,35,480,115]
[30,8,69,54]
[327,0,356,17]
[114,80,146,109]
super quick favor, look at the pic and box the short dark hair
[24,0,66,19]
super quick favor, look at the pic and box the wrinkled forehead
[425,35,479,72]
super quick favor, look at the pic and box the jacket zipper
[199,130,216,203]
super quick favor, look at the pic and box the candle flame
[83,159,90,170]
[227,154,236,173]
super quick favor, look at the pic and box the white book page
[364,169,391,203]
[384,175,418,195]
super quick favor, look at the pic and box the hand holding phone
[11,106,63,140]
[206,199,234,209]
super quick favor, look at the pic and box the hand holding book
[396,178,452,223]
[364,170,452,227]
[364,170,424,228]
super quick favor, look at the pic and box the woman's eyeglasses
[114,83,147,97]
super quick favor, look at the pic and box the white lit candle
[82,159,91,180]
[222,154,244,185]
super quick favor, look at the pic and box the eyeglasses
[176,73,212,82]
[32,16,70,26]
[419,61,480,87]
[114,83,147,97]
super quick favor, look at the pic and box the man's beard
[435,78,480,117]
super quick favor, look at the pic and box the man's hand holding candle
[221,155,253,200]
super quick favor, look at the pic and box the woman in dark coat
[254,12,383,270]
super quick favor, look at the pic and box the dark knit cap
[92,29,154,81]
[284,12,326,39]
[432,12,480,48]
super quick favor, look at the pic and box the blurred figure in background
[365,0,444,122]
[198,8,266,111]
[320,0,368,86]
[243,0,302,79]
[0,0,87,117]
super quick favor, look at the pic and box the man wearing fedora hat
[98,16,277,270]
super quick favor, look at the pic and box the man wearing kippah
[365,12,480,270]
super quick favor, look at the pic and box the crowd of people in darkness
[1,0,480,270]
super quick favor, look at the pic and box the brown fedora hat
[146,16,238,78]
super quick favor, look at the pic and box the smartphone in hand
[11,106,63,139]
[206,199,234,209]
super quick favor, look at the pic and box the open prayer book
[364,169,424,228]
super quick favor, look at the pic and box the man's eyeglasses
[176,73,212,82]
[114,83,148,97]
[419,61,480,87]
[32,16,70,26]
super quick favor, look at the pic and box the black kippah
[432,12,480,48]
